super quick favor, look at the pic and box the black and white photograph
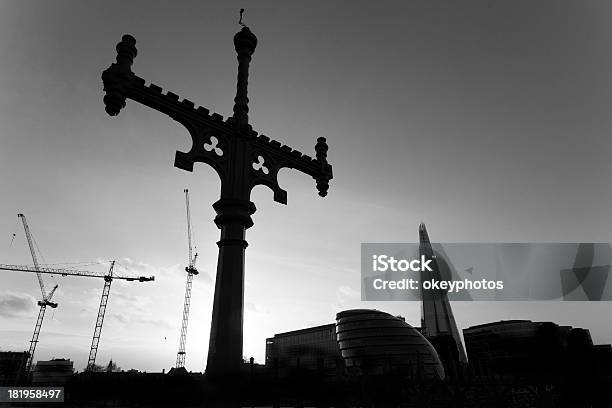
[1,1,612,407]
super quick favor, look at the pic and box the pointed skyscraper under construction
[419,223,467,379]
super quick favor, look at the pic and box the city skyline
[2,0,612,372]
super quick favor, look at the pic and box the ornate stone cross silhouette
[101,23,333,377]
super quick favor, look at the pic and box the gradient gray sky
[1,0,612,372]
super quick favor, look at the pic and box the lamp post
[101,20,333,377]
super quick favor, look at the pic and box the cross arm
[243,132,333,204]
[102,35,232,135]
[102,34,333,205]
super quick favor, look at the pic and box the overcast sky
[2,0,612,372]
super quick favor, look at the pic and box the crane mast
[17,214,58,373]
[176,189,199,369]
[87,261,114,371]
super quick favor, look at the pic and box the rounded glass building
[336,309,445,380]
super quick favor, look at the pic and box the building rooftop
[464,320,533,331]
[267,323,336,339]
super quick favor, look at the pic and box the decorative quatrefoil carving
[252,155,269,174]
[203,136,223,156]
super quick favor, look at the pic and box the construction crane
[87,260,115,372]
[84,259,151,370]
[176,188,199,369]
[17,213,59,373]
[0,262,154,371]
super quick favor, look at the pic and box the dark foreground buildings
[264,309,447,381]
[0,351,28,386]
[336,309,444,380]
[3,314,611,406]
[262,313,612,406]
[31,358,74,386]
[265,323,342,378]
[464,320,612,405]
[2,225,611,406]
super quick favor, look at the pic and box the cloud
[108,291,151,315]
[134,317,173,330]
[119,258,151,273]
[0,291,37,318]
[245,301,269,315]
[338,285,360,298]
[116,258,158,276]
[108,312,129,324]
[106,312,172,330]
[333,285,361,310]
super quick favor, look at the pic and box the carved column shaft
[206,198,256,376]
